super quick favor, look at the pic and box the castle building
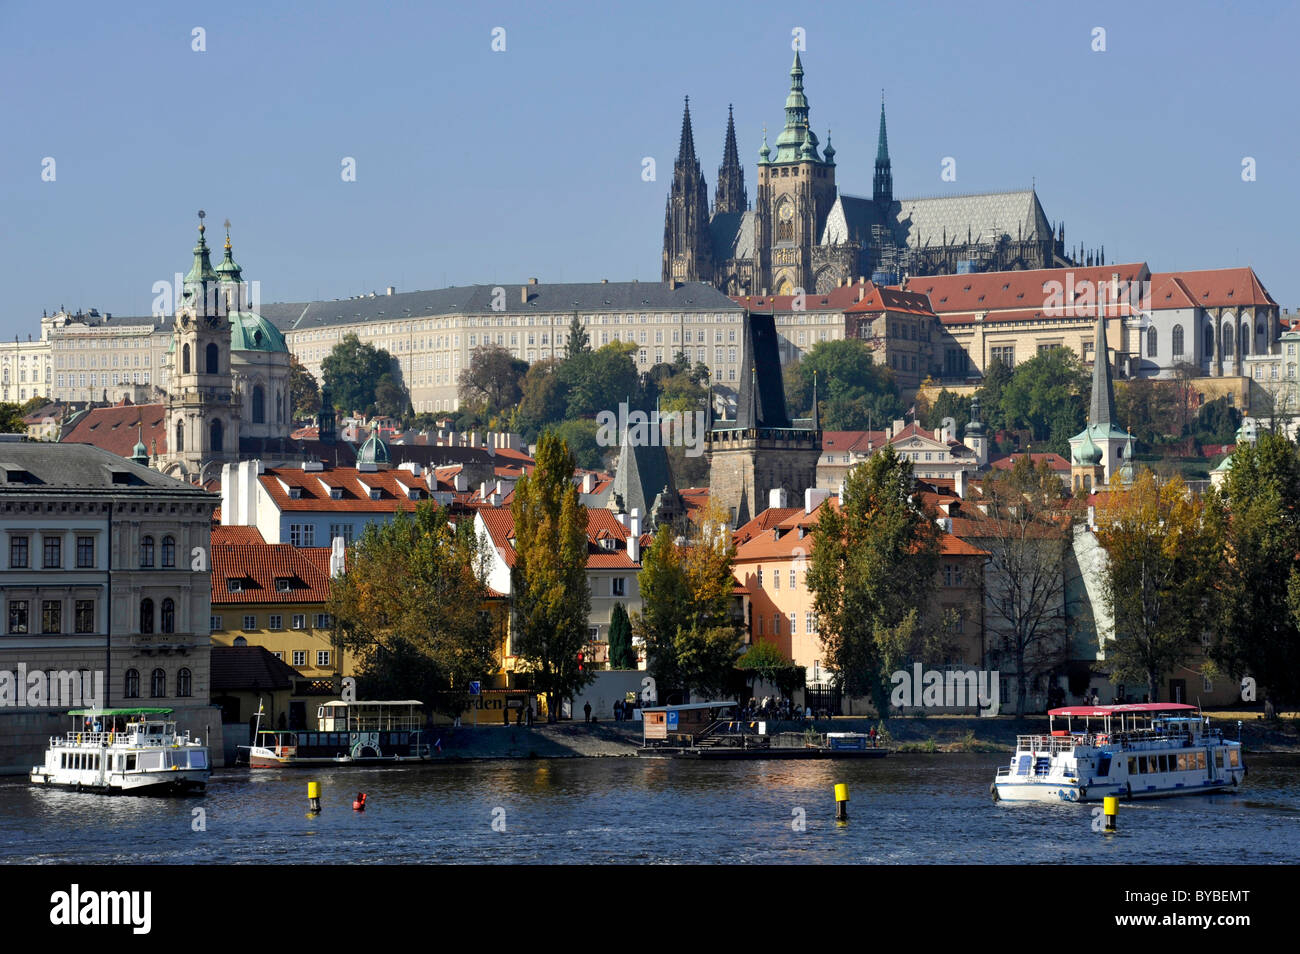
[707,313,821,526]
[663,54,1085,297]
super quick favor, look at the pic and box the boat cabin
[641,702,738,746]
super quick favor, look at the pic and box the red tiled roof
[989,452,1071,473]
[210,541,333,604]
[734,507,801,545]
[912,263,1150,319]
[1147,267,1276,310]
[62,402,167,459]
[211,525,267,545]
[822,430,888,455]
[845,285,937,318]
[477,506,639,569]
[210,645,300,692]
[258,466,435,512]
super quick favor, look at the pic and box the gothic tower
[661,97,714,284]
[755,52,838,295]
[714,105,747,214]
[161,213,242,479]
[873,94,893,207]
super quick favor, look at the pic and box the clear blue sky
[2,0,1296,338]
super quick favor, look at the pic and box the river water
[3,754,1298,864]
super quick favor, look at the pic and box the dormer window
[275,578,292,593]
[330,487,343,499]
[226,578,243,593]
[369,488,382,500]
[289,487,303,499]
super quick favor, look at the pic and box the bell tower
[161,211,241,479]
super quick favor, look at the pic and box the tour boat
[992,703,1246,803]
[29,707,211,794]
[241,699,433,767]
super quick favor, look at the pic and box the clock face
[778,202,794,222]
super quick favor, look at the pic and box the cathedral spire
[677,96,697,164]
[1089,315,1117,428]
[874,93,893,206]
[714,104,748,214]
[662,96,713,283]
[775,52,819,162]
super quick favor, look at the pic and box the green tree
[321,332,396,416]
[373,372,410,421]
[736,641,805,700]
[517,358,570,436]
[806,444,943,715]
[1095,471,1226,703]
[289,357,321,419]
[510,432,593,720]
[565,312,591,360]
[560,342,640,418]
[458,345,528,417]
[545,418,605,470]
[634,508,742,701]
[1218,434,1300,708]
[974,358,1014,434]
[918,389,972,434]
[0,403,25,433]
[998,348,1089,456]
[784,339,903,429]
[1193,396,1242,445]
[978,455,1079,716]
[1115,377,1180,446]
[328,503,499,714]
[608,602,636,669]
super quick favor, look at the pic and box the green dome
[228,311,288,353]
[358,431,389,465]
[1075,430,1102,466]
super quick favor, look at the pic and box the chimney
[615,512,628,528]
[769,488,789,510]
[581,472,595,494]
[954,468,967,500]
[453,471,467,492]
[521,286,529,303]
[480,481,490,501]
[529,277,538,285]
[804,487,830,514]
[601,279,608,284]
[386,286,395,296]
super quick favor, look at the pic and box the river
[3,754,1298,864]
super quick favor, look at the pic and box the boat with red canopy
[992,703,1245,803]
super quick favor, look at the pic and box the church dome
[1075,429,1103,466]
[228,311,288,354]
[357,431,390,466]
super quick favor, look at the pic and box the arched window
[140,598,154,634]
[1240,323,1250,357]
[1147,326,1157,357]
[140,536,155,567]
[1257,320,1266,352]
[277,391,283,423]
[205,343,219,374]
[233,636,247,646]
[175,419,184,453]
[1205,324,1214,357]
[150,668,166,698]
[161,598,175,634]
[210,419,223,453]
[177,668,192,698]
[161,536,175,567]
[1223,324,1234,356]
[182,344,191,375]
[252,385,265,424]
[124,668,140,699]
[1172,324,1184,357]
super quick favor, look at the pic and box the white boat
[29,707,211,794]
[240,699,433,768]
[992,703,1245,803]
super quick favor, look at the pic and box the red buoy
[352,792,367,812]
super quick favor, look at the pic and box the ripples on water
[2,754,1297,864]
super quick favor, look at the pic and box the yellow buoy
[1103,795,1118,831]
[834,783,849,821]
[307,781,321,813]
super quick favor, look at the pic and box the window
[328,523,353,543]
[226,578,243,592]
[292,651,306,667]
[772,613,780,635]
[757,567,763,587]
[773,569,780,590]
[292,615,306,629]
[252,385,265,424]
[75,600,94,634]
[176,668,192,698]
[161,536,175,567]
[290,524,315,547]
[210,419,223,453]
[76,536,95,568]
[160,598,175,634]
[205,342,219,375]
[269,614,283,630]
[242,615,256,631]
[990,345,1015,367]
[43,535,62,568]
[789,612,798,634]
[806,611,815,635]
[789,569,796,588]
[1172,324,1184,357]
[139,598,154,634]
[150,668,166,698]
[41,600,61,634]
[10,535,29,568]
[124,668,139,699]
[209,616,222,632]
[8,600,28,634]
[612,577,626,597]
[276,578,292,593]
[315,614,332,628]
[140,535,155,568]
[1147,326,1157,357]
[316,650,331,667]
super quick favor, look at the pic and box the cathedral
[663,54,1090,296]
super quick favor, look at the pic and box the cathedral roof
[228,310,289,353]
[256,281,742,332]
[709,210,757,261]
[892,189,1052,249]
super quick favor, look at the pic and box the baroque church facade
[663,54,1091,296]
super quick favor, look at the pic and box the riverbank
[431,712,1300,760]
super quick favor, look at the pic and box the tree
[973,358,1014,435]
[918,389,972,435]
[1193,396,1242,445]
[545,418,605,470]
[634,507,743,701]
[608,603,636,669]
[565,313,591,360]
[517,358,570,436]
[978,455,1079,715]
[806,444,942,715]
[0,403,24,433]
[1170,361,1200,438]
[373,372,409,420]
[321,333,396,415]
[458,345,528,416]
[328,503,499,714]
[1095,471,1226,703]
[1115,377,1180,446]
[736,640,805,700]
[559,342,640,418]
[289,357,321,419]
[510,432,593,720]
[998,348,1089,456]
[1217,433,1300,708]
[784,339,903,429]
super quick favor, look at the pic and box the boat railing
[1015,734,1082,755]
[51,729,196,748]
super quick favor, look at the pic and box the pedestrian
[869,725,877,747]
[503,705,509,726]
[613,700,620,722]
[584,701,592,723]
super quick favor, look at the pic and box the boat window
[1146,756,1158,773]
[1196,751,1206,770]
[1096,755,1111,777]
[1128,757,1137,775]
[126,754,136,771]
[1229,749,1240,767]
[1158,755,1169,773]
